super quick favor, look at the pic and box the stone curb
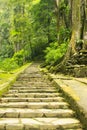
[40,68,87,129]
[74,78,87,85]
[47,73,87,130]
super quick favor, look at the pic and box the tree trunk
[61,0,81,63]
[54,0,60,41]
[83,0,87,49]
[54,0,83,72]
[69,0,81,53]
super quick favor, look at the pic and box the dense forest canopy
[0,0,56,58]
[0,0,87,76]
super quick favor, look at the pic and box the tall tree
[55,0,71,41]
[0,1,13,58]
[54,0,87,72]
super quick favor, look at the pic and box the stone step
[17,78,46,82]
[18,76,43,79]
[0,118,82,130]
[18,74,42,78]
[16,79,49,82]
[11,87,56,90]
[8,89,57,93]
[0,102,68,109]
[14,81,52,86]
[0,108,74,118]
[0,97,64,102]
[12,84,53,88]
[11,86,54,90]
[3,93,60,98]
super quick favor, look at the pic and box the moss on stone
[0,63,31,96]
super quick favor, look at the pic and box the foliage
[0,44,14,58]
[44,41,68,65]
[31,0,57,56]
[0,58,19,71]
[59,0,66,16]
[0,0,57,65]
[58,0,71,29]
[12,49,25,66]
[58,26,71,43]
[0,0,72,73]
[0,49,27,71]
[32,0,40,5]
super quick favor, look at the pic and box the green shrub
[44,41,68,65]
[12,49,25,66]
[0,49,30,72]
[0,58,19,71]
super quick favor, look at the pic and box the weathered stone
[0,63,83,129]
[6,124,23,130]
[8,89,57,93]
[52,118,81,129]
[0,97,64,102]
[65,49,87,77]
[0,108,74,118]
[3,92,60,98]
[0,124,5,130]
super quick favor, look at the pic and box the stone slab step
[8,89,57,93]
[3,93,60,98]
[18,74,42,78]
[11,86,55,90]
[17,75,45,78]
[18,76,43,79]
[14,81,52,86]
[17,78,46,82]
[10,87,56,90]
[0,102,68,109]
[0,118,82,130]
[0,108,74,118]
[0,97,64,102]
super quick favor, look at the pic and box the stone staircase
[0,64,83,130]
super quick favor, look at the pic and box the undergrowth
[44,41,69,67]
[0,49,28,72]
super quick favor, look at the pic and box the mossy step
[17,77,43,79]
[18,74,42,78]
[17,76,50,80]
[14,81,52,86]
[2,93,60,98]
[0,102,68,109]
[11,85,54,89]
[0,108,74,118]
[8,89,57,93]
[0,97,64,102]
[17,78,46,82]
[0,118,82,130]
[10,87,56,90]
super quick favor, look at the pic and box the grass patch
[0,62,32,96]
